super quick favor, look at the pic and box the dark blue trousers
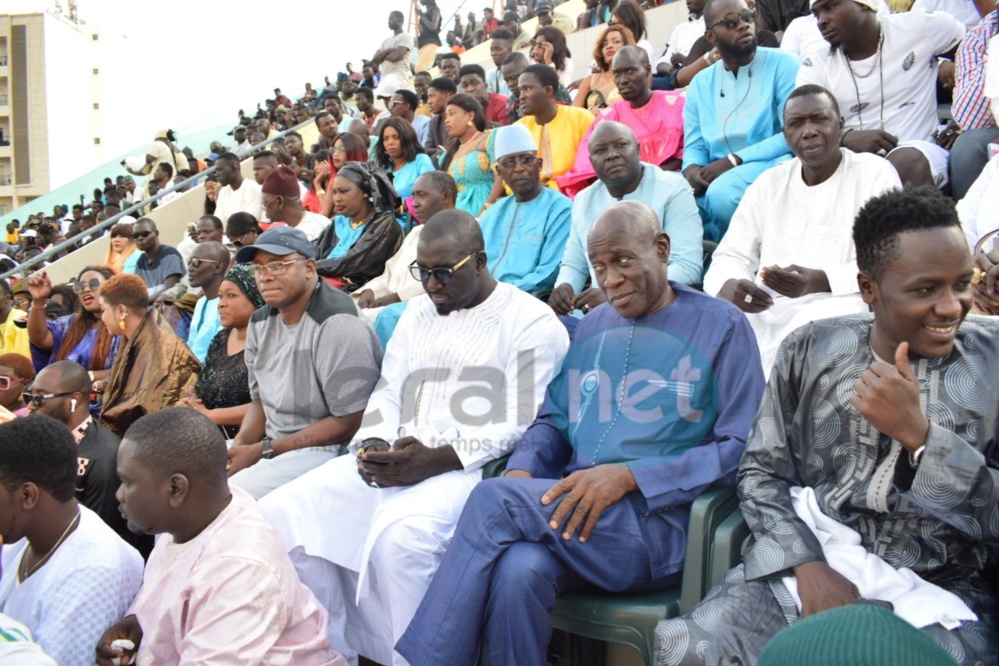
[396,477,683,666]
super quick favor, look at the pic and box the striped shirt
[953,10,999,130]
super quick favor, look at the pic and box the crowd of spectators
[0,0,997,664]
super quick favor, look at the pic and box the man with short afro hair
[0,415,142,666]
[655,186,999,665]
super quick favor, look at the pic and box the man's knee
[888,148,934,187]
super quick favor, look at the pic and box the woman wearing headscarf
[95,273,200,436]
[313,161,404,292]
[178,264,264,439]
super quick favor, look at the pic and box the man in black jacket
[27,360,152,556]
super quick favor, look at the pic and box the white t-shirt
[0,508,143,666]
[780,16,828,61]
[215,178,263,224]
[658,16,705,73]
[796,11,965,142]
[293,210,332,241]
[912,0,982,27]
[380,31,415,79]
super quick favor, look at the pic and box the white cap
[494,124,538,160]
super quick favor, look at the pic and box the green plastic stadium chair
[549,486,741,666]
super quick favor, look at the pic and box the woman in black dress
[179,264,264,439]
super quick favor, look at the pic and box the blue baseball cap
[234,226,315,263]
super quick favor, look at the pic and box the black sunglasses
[708,9,756,30]
[409,251,479,285]
[133,231,154,239]
[22,391,75,408]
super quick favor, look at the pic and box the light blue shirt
[480,187,572,295]
[122,248,142,275]
[682,47,799,170]
[326,216,367,258]
[392,153,435,200]
[556,163,704,291]
[186,296,221,363]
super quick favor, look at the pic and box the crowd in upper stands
[0,0,996,664]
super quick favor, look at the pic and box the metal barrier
[0,121,314,282]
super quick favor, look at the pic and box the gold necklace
[19,510,80,581]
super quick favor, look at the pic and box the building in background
[0,4,134,215]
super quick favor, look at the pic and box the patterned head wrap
[223,263,266,309]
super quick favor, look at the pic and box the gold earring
[118,315,127,332]
[467,120,473,127]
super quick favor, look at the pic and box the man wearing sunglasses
[681,0,800,241]
[259,210,569,665]
[132,218,185,299]
[26,361,151,556]
[185,242,230,364]
[227,226,382,500]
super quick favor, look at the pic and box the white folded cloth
[781,486,977,629]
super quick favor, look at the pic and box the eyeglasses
[497,154,538,170]
[22,391,75,408]
[132,231,153,239]
[0,376,25,391]
[409,251,479,284]
[188,257,225,269]
[252,257,308,277]
[389,100,404,107]
[332,146,348,154]
[12,297,30,309]
[71,278,103,294]
[707,9,756,30]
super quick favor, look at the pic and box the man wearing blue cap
[479,124,572,297]
[226,226,382,499]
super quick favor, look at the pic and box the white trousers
[260,454,481,665]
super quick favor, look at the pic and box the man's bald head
[588,122,642,192]
[36,361,91,397]
[588,201,672,319]
[703,0,748,27]
[192,240,231,266]
[588,120,639,150]
[420,209,485,255]
[612,45,649,69]
[591,200,663,242]
[347,118,370,144]
[123,408,229,487]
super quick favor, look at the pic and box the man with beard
[559,46,687,195]
[797,0,964,188]
[259,211,568,666]
[682,0,799,241]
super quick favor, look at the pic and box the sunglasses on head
[708,9,756,30]
[71,278,102,294]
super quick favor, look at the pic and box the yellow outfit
[517,106,595,192]
[0,308,30,360]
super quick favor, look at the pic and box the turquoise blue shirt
[557,164,704,291]
[186,296,221,363]
[122,248,142,274]
[682,47,799,170]
[480,187,572,295]
[325,216,367,258]
[392,153,435,200]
